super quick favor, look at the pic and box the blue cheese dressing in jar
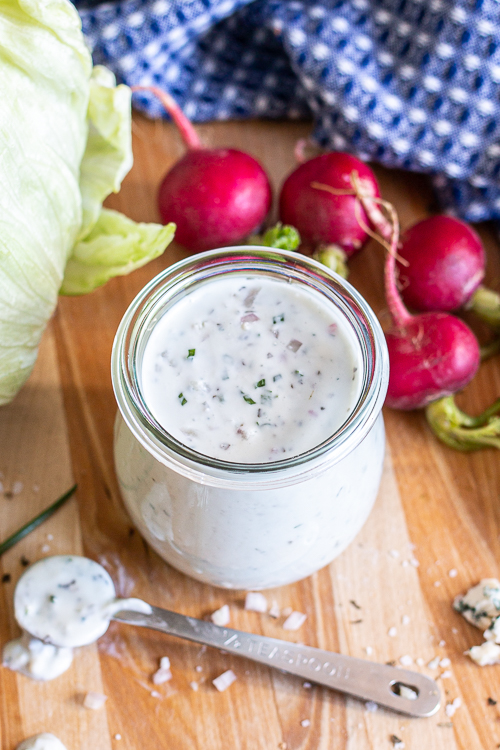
[112,248,389,589]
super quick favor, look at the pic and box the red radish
[313,178,481,410]
[278,152,380,256]
[132,86,272,253]
[396,215,485,312]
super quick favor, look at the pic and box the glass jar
[111,247,389,590]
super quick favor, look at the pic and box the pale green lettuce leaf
[77,65,133,241]
[61,209,175,295]
[0,0,91,405]
[0,0,174,405]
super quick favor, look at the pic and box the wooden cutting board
[1,115,500,750]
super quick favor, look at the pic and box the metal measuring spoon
[114,605,440,717]
[9,555,440,715]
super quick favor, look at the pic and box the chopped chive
[273,374,282,382]
[187,349,196,359]
[256,379,266,388]
[243,394,256,405]
[178,392,187,405]
[273,313,285,324]
[49,595,57,603]
[0,484,77,557]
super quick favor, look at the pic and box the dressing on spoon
[2,555,151,680]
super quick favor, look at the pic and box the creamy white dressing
[2,632,73,681]
[16,734,67,750]
[141,275,362,463]
[3,555,151,680]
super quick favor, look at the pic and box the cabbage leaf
[0,0,175,405]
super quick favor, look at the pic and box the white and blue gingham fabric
[75,0,500,224]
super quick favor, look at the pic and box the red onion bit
[241,313,259,324]
[287,339,303,352]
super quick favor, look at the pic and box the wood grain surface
[1,114,500,750]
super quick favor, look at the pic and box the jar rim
[111,247,388,488]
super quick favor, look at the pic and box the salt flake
[283,611,307,630]
[213,669,237,692]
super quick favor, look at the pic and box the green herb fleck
[273,374,282,382]
[242,394,256,405]
[178,393,187,405]
[187,349,196,359]
[273,313,285,324]
[49,595,57,603]
[256,379,266,388]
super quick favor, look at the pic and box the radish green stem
[131,85,201,150]
[312,244,349,279]
[469,285,500,329]
[0,484,77,556]
[480,337,500,361]
[426,397,500,450]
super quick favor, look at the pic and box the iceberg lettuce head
[0,0,175,404]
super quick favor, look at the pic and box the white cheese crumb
[392,740,405,750]
[195,665,203,672]
[441,670,452,678]
[388,627,397,638]
[283,611,307,630]
[365,701,378,712]
[389,549,400,558]
[269,600,280,618]
[281,606,293,617]
[427,657,440,669]
[448,569,458,578]
[12,481,24,495]
[150,691,161,698]
[41,545,50,554]
[211,604,230,626]
[410,558,420,568]
[47,534,53,541]
[401,615,410,626]
[300,719,310,727]
[416,657,424,667]
[439,657,451,668]
[190,681,199,691]
[445,697,462,717]
[213,669,237,692]
[365,646,373,656]
[468,641,500,666]
[454,579,500,631]
[303,681,312,689]
[434,581,441,587]
[114,735,121,741]
[439,640,446,647]
[397,684,418,700]
[83,692,108,710]
[244,592,268,613]
[401,560,409,568]
[399,655,413,666]
[160,656,170,670]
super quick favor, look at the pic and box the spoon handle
[113,606,440,717]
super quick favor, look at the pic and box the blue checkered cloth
[75,0,500,224]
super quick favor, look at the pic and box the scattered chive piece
[256,379,266,388]
[49,595,56,603]
[243,395,256,405]
[273,313,285,324]
[187,349,196,359]
[273,374,282,382]
[0,484,77,557]
[178,392,187,405]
